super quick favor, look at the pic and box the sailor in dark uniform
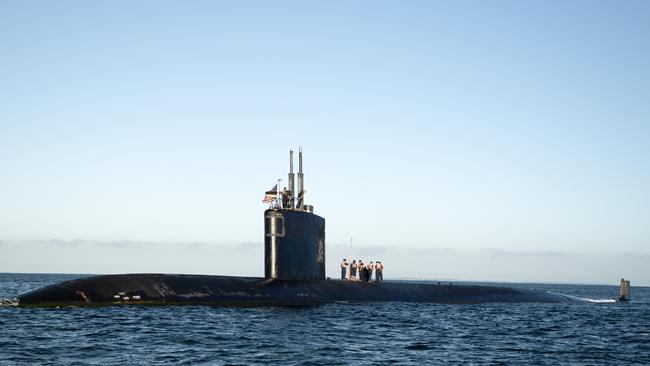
[281,187,290,209]
[340,258,348,280]
[358,260,365,281]
[367,262,374,282]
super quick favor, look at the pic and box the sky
[1,1,649,285]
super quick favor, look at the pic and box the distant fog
[1,240,647,286]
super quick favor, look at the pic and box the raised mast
[288,150,295,209]
[297,146,304,210]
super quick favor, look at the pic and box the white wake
[0,298,19,307]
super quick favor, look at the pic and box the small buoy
[619,278,631,302]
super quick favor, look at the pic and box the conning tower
[264,148,325,280]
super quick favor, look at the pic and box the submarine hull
[17,274,578,307]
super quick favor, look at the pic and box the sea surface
[1,273,649,365]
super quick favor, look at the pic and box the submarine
[17,148,579,307]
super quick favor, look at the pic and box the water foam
[0,298,19,307]
[560,293,617,303]
[585,298,617,303]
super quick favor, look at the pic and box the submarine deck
[16,273,578,307]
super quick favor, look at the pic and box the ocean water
[1,273,649,365]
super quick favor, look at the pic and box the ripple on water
[2,275,650,365]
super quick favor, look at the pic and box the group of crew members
[340,259,383,282]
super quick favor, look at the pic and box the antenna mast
[288,150,295,209]
[297,146,304,210]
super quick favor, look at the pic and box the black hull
[17,274,578,307]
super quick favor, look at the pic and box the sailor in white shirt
[340,258,349,280]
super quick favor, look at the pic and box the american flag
[262,184,277,203]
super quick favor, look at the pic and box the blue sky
[1,1,648,284]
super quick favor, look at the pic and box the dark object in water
[16,148,581,307]
[619,278,631,302]
[17,273,578,307]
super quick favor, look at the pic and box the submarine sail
[265,147,325,280]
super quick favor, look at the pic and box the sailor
[281,187,290,208]
[375,261,383,282]
[358,260,365,281]
[363,262,369,282]
[349,260,357,280]
[367,261,374,282]
[340,258,348,280]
